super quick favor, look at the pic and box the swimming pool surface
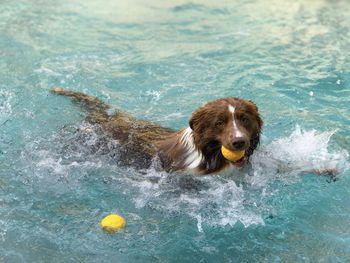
[1,0,350,262]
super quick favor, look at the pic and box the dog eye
[215,120,224,127]
[241,116,249,124]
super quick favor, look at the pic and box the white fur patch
[228,105,235,114]
[228,105,244,138]
[233,119,244,137]
[180,127,204,169]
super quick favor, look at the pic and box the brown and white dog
[51,88,262,175]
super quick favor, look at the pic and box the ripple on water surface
[1,0,350,261]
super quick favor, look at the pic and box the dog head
[189,97,263,172]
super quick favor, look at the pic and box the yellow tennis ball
[221,146,245,162]
[100,214,126,233]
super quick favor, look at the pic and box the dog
[51,87,263,175]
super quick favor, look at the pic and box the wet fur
[51,87,262,174]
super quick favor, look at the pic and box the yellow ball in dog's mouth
[100,214,126,233]
[221,146,245,162]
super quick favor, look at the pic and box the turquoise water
[1,0,350,262]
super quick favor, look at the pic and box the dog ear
[247,100,258,111]
[244,99,263,157]
[257,113,263,131]
[189,113,198,130]
[189,107,209,130]
[247,100,263,130]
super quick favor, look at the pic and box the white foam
[0,220,7,242]
[196,214,203,232]
[145,90,162,102]
[0,90,13,116]
[130,169,265,230]
[130,125,348,230]
[249,125,349,186]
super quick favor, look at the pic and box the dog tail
[51,87,109,123]
[51,87,109,112]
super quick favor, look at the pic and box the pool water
[1,0,350,262]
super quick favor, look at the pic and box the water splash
[129,126,348,230]
[249,125,349,186]
[20,124,349,232]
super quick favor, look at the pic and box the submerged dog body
[51,88,263,175]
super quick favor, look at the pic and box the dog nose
[231,138,247,150]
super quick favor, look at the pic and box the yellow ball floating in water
[100,214,126,233]
[221,145,245,162]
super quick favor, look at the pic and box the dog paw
[312,168,340,182]
[313,168,339,176]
